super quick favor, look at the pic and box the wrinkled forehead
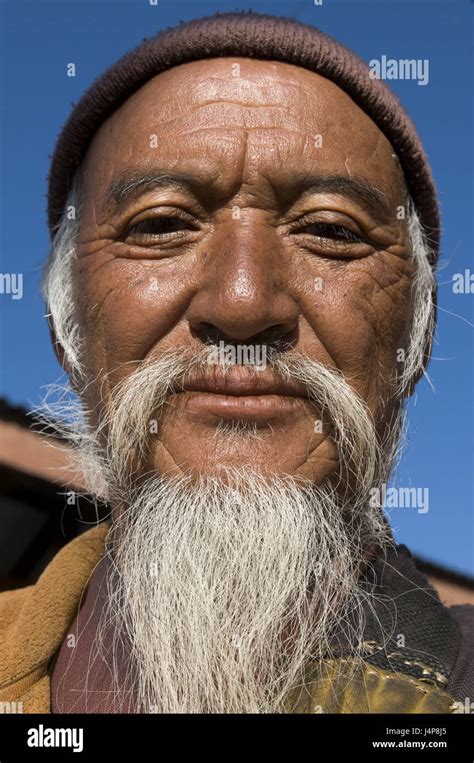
[81,57,406,213]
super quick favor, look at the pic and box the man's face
[74,57,413,481]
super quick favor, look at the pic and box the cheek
[299,258,412,402]
[75,254,195,375]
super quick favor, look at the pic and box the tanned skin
[62,58,414,483]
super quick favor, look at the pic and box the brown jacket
[0,524,462,713]
[0,523,109,713]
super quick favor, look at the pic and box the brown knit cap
[47,11,440,264]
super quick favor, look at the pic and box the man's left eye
[296,222,363,244]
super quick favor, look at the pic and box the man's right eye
[126,215,193,239]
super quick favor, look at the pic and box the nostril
[255,325,299,350]
[190,322,299,351]
[190,323,225,345]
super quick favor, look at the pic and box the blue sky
[0,0,472,574]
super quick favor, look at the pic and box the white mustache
[96,346,396,502]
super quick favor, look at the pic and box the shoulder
[0,584,34,629]
[0,523,109,691]
[0,521,108,614]
[450,603,474,630]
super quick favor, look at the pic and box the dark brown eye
[128,216,192,237]
[299,222,363,244]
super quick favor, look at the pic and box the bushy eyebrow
[101,168,393,222]
[101,170,205,215]
[281,174,392,221]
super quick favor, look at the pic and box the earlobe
[405,328,434,399]
[404,285,437,399]
[405,372,421,400]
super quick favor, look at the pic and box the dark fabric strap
[447,605,474,705]
[342,544,467,696]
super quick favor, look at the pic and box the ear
[405,365,425,399]
[404,297,436,399]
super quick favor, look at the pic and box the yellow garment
[0,523,456,714]
[0,523,109,713]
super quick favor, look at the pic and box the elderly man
[0,12,471,715]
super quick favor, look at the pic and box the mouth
[181,391,307,421]
[173,367,310,422]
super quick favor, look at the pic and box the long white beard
[45,348,402,713]
[95,469,389,714]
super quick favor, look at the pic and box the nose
[187,217,299,345]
